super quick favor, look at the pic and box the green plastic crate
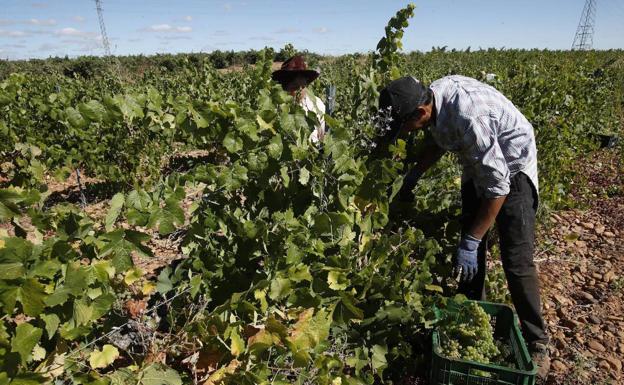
[430,301,537,385]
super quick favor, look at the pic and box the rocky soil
[540,148,624,384]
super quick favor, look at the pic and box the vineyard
[1,4,623,385]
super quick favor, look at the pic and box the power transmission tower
[94,0,112,56]
[572,0,597,50]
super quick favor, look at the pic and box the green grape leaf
[327,270,349,291]
[11,323,43,366]
[89,344,119,369]
[371,344,388,372]
[230,328,245,357]
[105,193,125,232]
[40,313,61,338]
[139,364,182,385]
[0,262,25,280]
[223,132,243,153]
[18,278,47,316]
[269,278,291,301]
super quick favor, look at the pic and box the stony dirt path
[539,149,624,384]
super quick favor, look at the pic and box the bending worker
[378,75,549,379]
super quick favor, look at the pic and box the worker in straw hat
[377,75,550,380]
[272,55,326,143]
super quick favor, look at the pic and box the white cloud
[31,2,48,8]
[0,19,16,26]
[223,2,232,11]
[28,18,57,26]
[314,27,329,34]
[161,35,192,41]
[39,42,60,51]
[60,34,104,52]
[274,28,300,34]
[54,27,101,51]
[72,16,86,22]
[144,24,192,33]
[57,27,85,36]
[149,24,173,32]
[250,36,276,42]
[183,15,193,22]
[0,30,28,37]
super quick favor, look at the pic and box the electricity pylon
[94,0,112,56]
[572,0,597,50]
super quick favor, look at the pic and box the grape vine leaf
[105,193,125,232]
[11,323,43,366]
[139,364,182,385]
[89,344,119,369]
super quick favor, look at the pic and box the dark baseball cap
[378,76,430,141]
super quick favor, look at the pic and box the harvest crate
[430,301,537,385]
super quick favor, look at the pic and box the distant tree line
[0,44,330,80]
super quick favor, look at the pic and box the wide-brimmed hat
[271,55,320,85]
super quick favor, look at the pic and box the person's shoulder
[430,75,466,91]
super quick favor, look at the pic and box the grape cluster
[438,302,501,364]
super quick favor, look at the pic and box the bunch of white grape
[438,302,500,364]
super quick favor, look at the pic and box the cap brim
[271,69,320,84]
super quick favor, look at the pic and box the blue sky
[1,0,623,60]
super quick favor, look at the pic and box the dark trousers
[459,172,548,346]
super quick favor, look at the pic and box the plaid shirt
[429,75,538,198]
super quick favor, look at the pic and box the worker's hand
[454,235,481,283]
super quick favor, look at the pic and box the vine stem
[75,168,87,208]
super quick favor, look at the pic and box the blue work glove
[454,235,481,283]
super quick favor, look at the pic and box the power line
[572,0,598,50]
[94,0,112,56]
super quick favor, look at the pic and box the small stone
[579,291,595,302]
[562,318,580,329]
[588,340,606,352]
[595,225,605,234]
[603,270,615,282]
[552,359,568,372]
[589,315,601,324]
[582,222,595,229]
[605,356,622,372]
[603,231,615,238]
[599,360,611,370]
[554,294,569,306]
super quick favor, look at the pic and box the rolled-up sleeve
[462,116,510,198]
